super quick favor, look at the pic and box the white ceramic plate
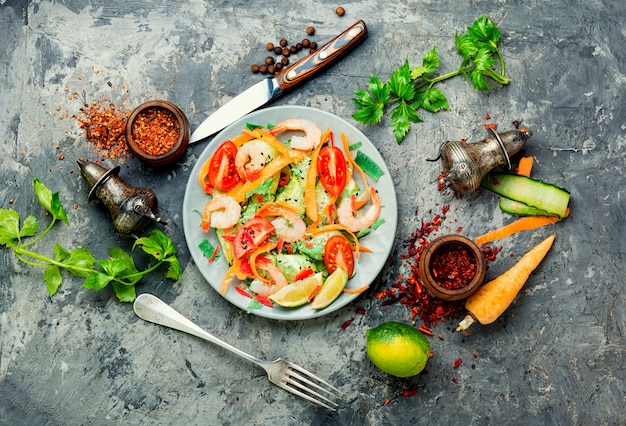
[182,106,398,320]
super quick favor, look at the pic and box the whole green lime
[366,321,431,378]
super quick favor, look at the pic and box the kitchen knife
[189,20,368,144]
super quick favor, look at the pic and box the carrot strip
[341,132,369,196]
[227,149,305,203]
[304,128,330,221]
[457,234,556,331]
[242,128,288,154]
[343,285,369,294]
[475,215,561,246]
[516,156,534,177]
[221,263,238,295]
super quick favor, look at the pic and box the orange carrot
[475,215,561,246]
[516,156,534,177]
[343,285,370,294]
[456,234,556,331]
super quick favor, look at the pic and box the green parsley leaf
[44,265,63,295]
[33,178,69,225]
[416,87,449,113]
[352,75,389,125]
[388,61,414,101]
[63,248,96,278]
[0,208,20,246]
[111,282,137,303]
[82,271,113,291]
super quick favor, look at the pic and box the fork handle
[134,294,262,366]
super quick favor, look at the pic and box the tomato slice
[317,146,347,197]
[233,217,275,259]
[208,140,239,191]
[323,235,355,277]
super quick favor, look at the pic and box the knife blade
[189,20,368,144]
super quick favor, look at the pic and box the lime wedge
[269,273,324,307]
[311,268,349,310]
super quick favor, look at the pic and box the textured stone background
[1,0,624,424]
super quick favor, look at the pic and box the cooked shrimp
[270,118,322,151]
[235,142,267,181]
[337,187,382,233]
[256,204,306,242]
[249,261,288,297]
[201,196,241,231]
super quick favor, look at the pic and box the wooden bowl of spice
[419,234,486,301]
[126,100,190,167]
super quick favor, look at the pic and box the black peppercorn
[306,26,315,35]
[268,65,276,74]
[259,64,268,74]
[273,46,282,55]
[266,42,274,51]
[302,38,310,48]
[310,41,318,50]
[296,42,303,51]
[251,64,260,73]
[336,6,345,16]
[281,57,289,65]
[279,38,288,47]
[275,62,283,71]
[290,45,297,54]
[282,48,290,57]
[265,56,274,65]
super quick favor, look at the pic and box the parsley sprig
[0,179,182,302]
[352,16,509,143]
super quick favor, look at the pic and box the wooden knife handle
[275,20,368,92]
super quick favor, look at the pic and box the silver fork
[133,293,343,410]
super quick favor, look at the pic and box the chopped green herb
[199,239,220,262]
[347,141,363,151]
[354,150,384,181]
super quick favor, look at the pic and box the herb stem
[13,246,93,275]
[20,218,57,249]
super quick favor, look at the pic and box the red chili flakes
[484,123,497,131]
[403,383,418,397]
[131,107,180,155]
[235,286,253,298]
[340,318,355,330]
[254,295,273,308]
[356,306,366,315]
[417,324,433,336]
[451,377,458,384]
[452,358,463,369]
[74,99,131,160]
[512,119,521,129]
[485,112,491,120]
[430,243,477,290]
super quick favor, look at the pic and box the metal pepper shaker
[430,127,533,193]
[78,160,167,234]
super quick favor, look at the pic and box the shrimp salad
[194,117,386,312]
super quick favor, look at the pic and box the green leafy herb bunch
[0,179,182,302]
[352,16,510,143]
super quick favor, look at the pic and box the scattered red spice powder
[74,98,131,160]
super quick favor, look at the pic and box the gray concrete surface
[1,1,624,424]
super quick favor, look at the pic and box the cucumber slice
[481,173,570,219]
[354,150,384,182]
[499,198,551,217]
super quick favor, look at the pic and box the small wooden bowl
[419,234,486,301]
[126,100,190,167]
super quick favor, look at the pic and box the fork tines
[281,363,343,410]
